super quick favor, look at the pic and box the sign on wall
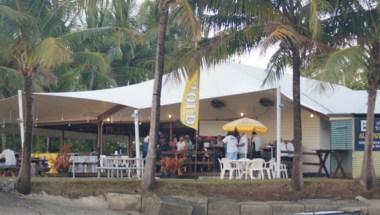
[354,116,380,151]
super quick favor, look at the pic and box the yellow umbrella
[222,117,268,134]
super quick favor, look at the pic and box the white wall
[199,106,325,173]
[199,121,230,136]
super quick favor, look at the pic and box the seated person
[0,149,17,168]
[0,149,17,177]
[202,137,212,160]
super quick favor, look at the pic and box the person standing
[170,136,178,152]
[177,136,187,152]
[285,140,294,161]
[252,132,262,158]
[143,135,149,158]
[223,132,238,160]
[238,133,248,159]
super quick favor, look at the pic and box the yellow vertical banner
[180,69,200,130]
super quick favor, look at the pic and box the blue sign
[354,116,380,151]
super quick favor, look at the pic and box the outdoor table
[160,151,221,175]
[315,149,348,178]
[330,150,347,178]
[315,149,331,177]
[98,156,144,178]
[70,155,98,178]
[230,159,252,179]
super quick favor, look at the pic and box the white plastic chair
[248,158,265,180]
[97,157,116,178]
[279,163,288,178]
[236,158,251,180]
[219,158,239,180]
[263,158,276,179]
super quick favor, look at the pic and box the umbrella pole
[194,128,198,179]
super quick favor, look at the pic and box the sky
[233,46,278,69]
[133,0,277,70]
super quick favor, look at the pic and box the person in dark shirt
[156,138,172,161]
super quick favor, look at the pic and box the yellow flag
[180,69,200,130]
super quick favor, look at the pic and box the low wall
[107,193,367,215]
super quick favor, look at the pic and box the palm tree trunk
[16,73,33,194]
[360,73,378,189]
[1,132,6,151]
[291,48,304,191]
[141,0,169,191]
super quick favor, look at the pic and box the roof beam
[97,104,126,121]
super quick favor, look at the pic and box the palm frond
[31,37,73,70]
[173,0,201,43]
[262,48,291,87]
[204,0,283,30]
[73,52,110,75]
[40,1,79,37]
[309,0,321,40]
[306,46,369,91]
[0,65,22,97]
[262,22,306,51]
[60,26,117,49]
[323,46,368,76]
[0,65,18,74]
[307,0,333,40]
[0,5,31,25]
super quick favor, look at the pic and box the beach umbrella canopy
[222,117,268,134]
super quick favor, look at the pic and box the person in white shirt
[285,140,294,159]
[279,139,294,177]
[238,133,248,159]
[279,139,287,158]
[252,132,262,158]
[143,135,150,158]
[222,132,238,160]
[279,139,294,161]
[0,149,17,167]
[215,135,224,148]
[176,136,187,152]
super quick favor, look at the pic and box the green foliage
[306,0,380,90]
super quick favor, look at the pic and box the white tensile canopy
[1,63,377,126]
[1,62,379,179]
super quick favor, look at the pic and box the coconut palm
[0,0,121,194]
[308,0,380,189]
[141,0,201,190]
[194,0,330,191]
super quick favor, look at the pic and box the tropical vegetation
[308,0,380,189]
[0,0,378,194]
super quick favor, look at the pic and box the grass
[2,176,377,200]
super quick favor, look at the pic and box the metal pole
[17,90,25,150]
[276,86,282,178]
[169,121,173,141]
[132,110,141,178]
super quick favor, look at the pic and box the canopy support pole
[276,86,282,179]
[169,120,173,142]
[18,90,25,150]
[132,110,141,178]
[97,120,104,156]
[128,128,133,157]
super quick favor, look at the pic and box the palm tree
[0,0,120,194]
[309,0,380,189]
[141,0,201,190]
[197,0,328,190]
